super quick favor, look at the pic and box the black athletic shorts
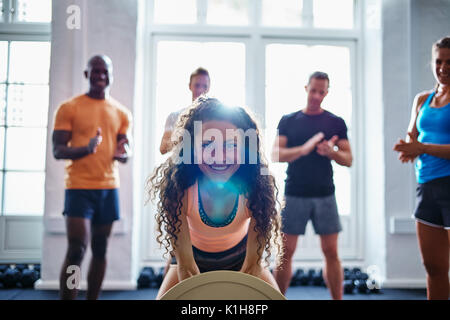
[171,235,247,273]
[63,189,120,225]
[414,175,450,229]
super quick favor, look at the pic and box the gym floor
[0,286,426,300]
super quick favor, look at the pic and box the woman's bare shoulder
[414,90,434,112]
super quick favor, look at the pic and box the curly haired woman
[148,97,283,299]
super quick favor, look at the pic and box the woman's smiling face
[432,47,450,86]
[196,120,241,183]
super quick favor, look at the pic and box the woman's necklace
[198,184,239,228]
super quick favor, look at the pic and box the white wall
[362,0,386,279]
[39,0,139,290]
[37,0,450,290]
[411,0,450,94]
[381,0,450,287]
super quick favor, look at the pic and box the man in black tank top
[271,72,353,300]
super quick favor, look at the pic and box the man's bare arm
[160,130,174,155]
[53,130,94,160]
[271,133,325,163]
[114,133,131,163]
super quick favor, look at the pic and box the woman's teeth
[210,165,229,171]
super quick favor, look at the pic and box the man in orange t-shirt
[52,55,132,300]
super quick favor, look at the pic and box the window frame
[1,0,52,33]
[0,0,51,217]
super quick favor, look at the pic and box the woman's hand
[393,132,424,163]
[177,263,200,282]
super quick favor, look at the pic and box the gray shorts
[281,194,342,235]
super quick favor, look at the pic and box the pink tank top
[185,181,251,253]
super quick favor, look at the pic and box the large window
[153,38,247,165]
[144,0,361,262]
[0,0,52,216]
[1,0,52,23]
[152,0,355,28]
[16,0,52,23]
[153,0,252,26]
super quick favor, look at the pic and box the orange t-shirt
[185,181,251,253]
[53,94,132,189]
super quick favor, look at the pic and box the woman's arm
[406,93,426,140]
[399,134,450,160]
[240,217,264,277]
[171,193,200,281]
[394,91,450,161]
[394,92,429,163]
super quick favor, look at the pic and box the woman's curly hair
[147,96,283,267]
